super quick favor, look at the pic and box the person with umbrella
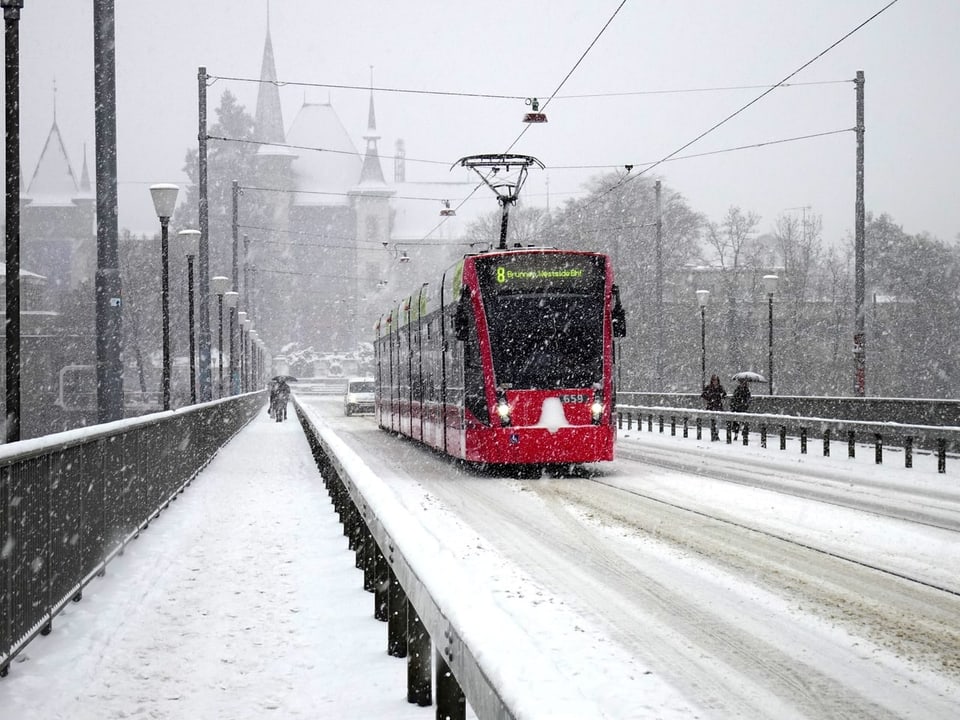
[730,378,752,438]
[269,375,297,421]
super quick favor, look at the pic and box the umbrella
[271,375,298,383]
[732,371,766,382]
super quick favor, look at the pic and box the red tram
[374,248,626,465]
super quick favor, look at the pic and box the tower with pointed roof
[21,113,96,292]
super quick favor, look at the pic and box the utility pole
[197,67,212,401]
[93,0,124,424]
[854,70,866,396]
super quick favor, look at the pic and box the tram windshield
[474,253,606,389]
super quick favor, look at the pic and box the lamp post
[224,291,239,396]
[763,274,779,395]
[178,229,200,404]
[150,183,179,411]
[211,275,230,398]
[4,0,24,442]
[696,289,710,390]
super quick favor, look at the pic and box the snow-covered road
[2,394,957,719]
[314,395,960,718]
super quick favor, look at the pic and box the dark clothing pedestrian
[701,375,726,411]
[730,378,751,439]
[730,380,751,413]
[274,381,290,422]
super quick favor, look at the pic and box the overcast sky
[12,0,960,245]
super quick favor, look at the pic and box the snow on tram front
[374,247,626,466]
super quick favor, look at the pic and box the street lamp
[696,289,710,390]
[763,274,779,395]
[224,290,239,396]
[150,183,179,410]
[178,229,200,404]
[211,275,231,398]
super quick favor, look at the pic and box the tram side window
[412,325,422,402]
[422,316,438,403]
[444,304,463,406]
[462,298,488,424]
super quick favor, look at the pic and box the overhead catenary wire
[417,0,632,244]
[202,127,853,230]
[583,0,902,208]
[206,74,848,103]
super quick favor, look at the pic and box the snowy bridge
[0,393,958,718]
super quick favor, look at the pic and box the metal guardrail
[618,392,960,428]
[0,391,266,677]
[617,404,960,473]
[294,398,604,720]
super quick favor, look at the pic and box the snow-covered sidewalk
[0,410,427,720]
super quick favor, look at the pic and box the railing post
[627,412,632,430]
[658,414,664,433]
[647,414,653,432]
[363,526,376,591]
[725,421,732,444]
[682,416,689,438]
[904,436,913,469]
[669,416,675,436]
[387,567,408,658]
[848,430,856,458]
[938,439,946,474]
[436,645,466,720]
[823,429,831,457]
[800,427,807,454]
[374,547,389,621]
[760,425,767,448]
[407,602,432,706]
[742,423,749,446]
[875,433,883,464]
[779,426,787,450]
[696,416,702,440]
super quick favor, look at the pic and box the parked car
[344,377,375,416]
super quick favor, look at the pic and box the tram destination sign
[476,253,604,295]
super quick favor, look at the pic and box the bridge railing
[294,397,606,720]
[0,391,266,677]
[617,404,960,473]
[618,392,960,427]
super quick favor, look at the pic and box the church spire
[254,3,285,145]
[359,68,386,185]
[79,143,92,193]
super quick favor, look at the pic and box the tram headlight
[495,386,512,427]
[591,384,604,424]
[590,400,604,424]
[496,400,512,426]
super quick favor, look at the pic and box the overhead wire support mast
[453,154,544,251]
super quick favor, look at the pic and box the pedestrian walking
[701,374,726,441]
[701,374,726,411]
[730,378,751,438]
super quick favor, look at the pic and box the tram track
[615,441,960,533]
[600,447,960,596]
[301,396,960,717]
